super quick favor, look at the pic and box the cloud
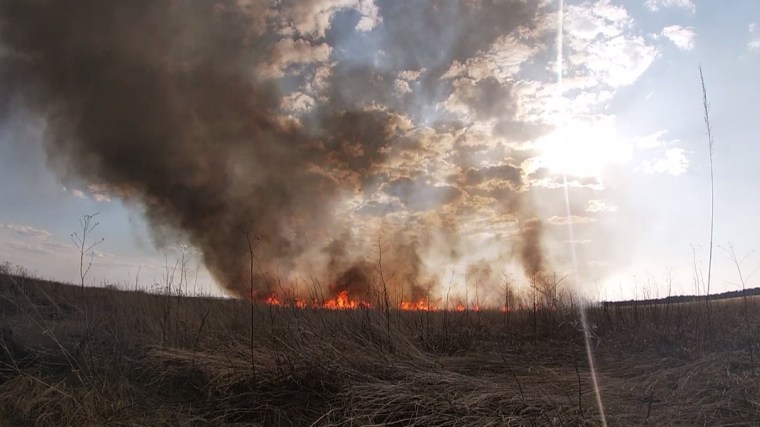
[0,229,72,258]
[547,215,597,226]
[645,0,695,14]
[441,35,538,84]
[661,25,696,51]
[586,200,618,213]
[88,184,113,202]
[553,0,659,104]
[632,129,672,149]
[749,23,760,52]
[393,79,412,96]
[641,147,690,176]
[564,239,592,244]
[441,77,517,120]
[0,223,52,239]
[572,31,658,88]
[276,0,381,38]
[258,38,332,78]
[64,184,113,202]
[281,92,316,112]
[398,70,423,81]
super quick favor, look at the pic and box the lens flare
[556,0,608,424]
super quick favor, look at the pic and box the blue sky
[0,0,758,301]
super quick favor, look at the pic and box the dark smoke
[0,0,554,297]
[518,218,546,278]
[330,262,375,300]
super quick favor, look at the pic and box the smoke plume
[0,0,556,298]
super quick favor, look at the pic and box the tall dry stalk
[443,270,454,341]
[699,65,715,329]
[244,230,259,381]
[69,212,104,380]
[502,273,513,332]
[375,236,391,349]
[70,213,104,322]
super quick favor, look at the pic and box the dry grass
[1,271,759,426]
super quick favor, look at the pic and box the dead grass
[1,271,759,426]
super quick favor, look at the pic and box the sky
[0,0,758,302]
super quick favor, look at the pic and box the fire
[257,289,372,309]
[322,290,369,309]
[264,295,281,306]
[259,290,499,312]
[400,298,438,311]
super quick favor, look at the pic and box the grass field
[1,269,759,426]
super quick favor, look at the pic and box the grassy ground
[1,271,759,426]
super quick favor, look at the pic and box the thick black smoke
[0,0,552,298]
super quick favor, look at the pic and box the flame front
[256,290,498,312]
[322,290,371,309]
[399,298,438,311]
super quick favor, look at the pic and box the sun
[534,119,631,178]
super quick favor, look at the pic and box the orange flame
[400,298,438,311]
[322,290,369,309]
[265,295,281,306]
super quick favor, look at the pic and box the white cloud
[641,147,690,176]
[0,223,52,239]
[631,129,672,149]
[564,239,592,244]
[64,184,113,202]
[281,92,316,112]
[393,79,412,96]
[441,35,538,84]
[91,193,112,203]
[645,0,695,14]
[277,0,380,38]
[564,1,659,88]
[355,2,381,32]
[259,38,332,78]
[581,33,658,87]
[661,25,696,50]
[398,69,423,81]
[547,215,597,226]
[586,200,618,213]
[749,23,760,52]
[451,1,657,126]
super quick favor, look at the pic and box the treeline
[605,287,760,307]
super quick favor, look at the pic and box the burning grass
[1,271,759,425]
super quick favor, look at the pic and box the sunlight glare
[536,119,630,178]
